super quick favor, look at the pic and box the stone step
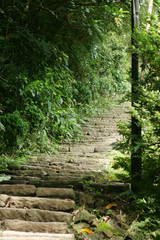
[8,168,106,177]
[36,187,75,199]
[57,137,119,150]
[26,179,89,188]
[81,136,119,141]
[22,157,112,169]
[20,161,106,170]
[0,163,107,174]
[0,182,129,194]
[1,171,114,187]
[83,123,118,129]
[61,141,117,148]
[0,185,76,199]
[0,207,72,223]
[58,144,112,153]
[88,115,128,120]
[0,185,36,196]
[0,169,106,181]
[22,160,107,168]
[25,155,108,165]
[29,152,108,161]
[27,179,103,189]
[84,115,128,122]
[88,117,128,125]
[1,219,68,233]
[0,178,82,187]
[76,138,120,144]
[84,113,128,120]
[1,169,109,183]
[0,195,75,211]
[20,154,113,167]
[0,237,73,240]
[0,231,74,240]
[81,127,118,133]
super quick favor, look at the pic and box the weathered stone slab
[0,185,36,196]
[0,170,49,177]
[47,164,103,171]
[0,180,28,185]
[37,154,52,161]
[0,237,73,240]
[1,176,40,183]
[29,177,82,187]
[0,231,74,240]
[0,208,72,223]
[0,195,9,207]
[36,188,76,199]
[82,128,117,134]
[82,132,119,138]
[59,169,103,175]
[69,145,95,153]
[2,219,68,233]
[0,195,75,211]
[94,146,112,153]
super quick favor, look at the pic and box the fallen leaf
[105,203,117,209]
[80,228,93,234]
[52,168,60,172]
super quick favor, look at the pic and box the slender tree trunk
[146,0,153,30]
[141,0,154,81]
[131,0,142,192]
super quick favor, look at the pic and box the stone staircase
[0,102,130,239]
[0,185,75,240]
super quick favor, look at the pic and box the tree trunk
[131,0,142,193]
[141,0,154,81]
[146,0,153,30]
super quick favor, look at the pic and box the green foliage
[23,130,56,155]
[0,155,27,170]
[127,193,160,239]
[46,107,81,141]
[24,104,45,130]
[128,218,160,240]
[113,14,160,186]
[111,10,160,238]
[119,189,160,240]
[0,111,29,152]
[0,0,130,162]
